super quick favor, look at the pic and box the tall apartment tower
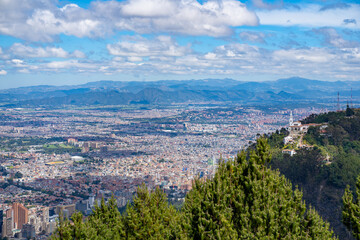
[3,208,13,238]
[12,203,28,230]
[0,210,3,237]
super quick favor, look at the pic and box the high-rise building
[12,203,28,230]
[55,204,76,219]
[2,208,14,238]
[2,216,12,238]
[0,210,3,237]
[41,207,50,233]
[22,224,36,239]
[76,200,92,215]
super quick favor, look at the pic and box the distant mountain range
[1,77,359,107]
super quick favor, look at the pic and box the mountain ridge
[1,77,359,107]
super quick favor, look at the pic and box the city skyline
[0,0,359,89]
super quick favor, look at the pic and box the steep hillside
[267,107,360,239]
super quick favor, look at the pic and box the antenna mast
[337,92,340,112]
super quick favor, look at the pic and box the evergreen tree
[53,211,73,240]
[52,195,125,240]
[86,196,125,239]
[181,138,336,239]
[53,138,336,239]
[343,176,360,239]
[346,104,355,117]
[124,183,180,239]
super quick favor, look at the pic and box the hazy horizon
[0,76,351,91]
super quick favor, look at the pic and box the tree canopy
[53,138,336,239]
[343,176,360,239]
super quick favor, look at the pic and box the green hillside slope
[268,107,360,239]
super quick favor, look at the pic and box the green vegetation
[43,143,81,154]
[343,176,360,239]
[0,136,82,154]
[0,136,63,151]
[53,139,336,239]
[268,108,360,238]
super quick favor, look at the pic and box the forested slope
[268,107,360,239]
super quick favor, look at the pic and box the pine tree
[53,195,125,239]
[53,138,336,239]
[346,104,355,116]
[53,211,73,240]
[124,183,180,239]
[181,138,336,239]
[86,196,125,239]
[342,176,360,239]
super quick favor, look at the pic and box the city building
[2,216,12,238]
[12,202,29,230]
[22,223,36,239]
[55,204,76,219]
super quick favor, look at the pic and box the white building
[283,136,293,145]
[287,111,309,134]
[282,149,296,156]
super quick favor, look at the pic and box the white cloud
[2,57,97,74]
[106,42,360,79]
[273,48,334,63]
[0,1,105,42]
[31,38,351,80]
[204,52,217,60]
[251,0,283,10]
[107,36,190,58]
[11,59,25,66]
[72,50,86,58]
[257,4,360,28]
[0,0,258,41]
[312,28,360,48]
[2,37,359,80]
[7,43,86,60]
[10,43,67,58]
[18,69,30,73]
[115,0,259,37]
[6,59,39,72]
[0,70,7,75]
[0,47,10,60]
[121,0,177,17]
[239,31,266,43]
[128,56,143,62]
[213,43,262,60]
[45,60,97,70]
[26,9,103,41]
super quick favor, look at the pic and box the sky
[0,0,359,89]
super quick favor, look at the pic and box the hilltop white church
[288,111,309,134]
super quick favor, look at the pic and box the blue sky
[0,0,359,89]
